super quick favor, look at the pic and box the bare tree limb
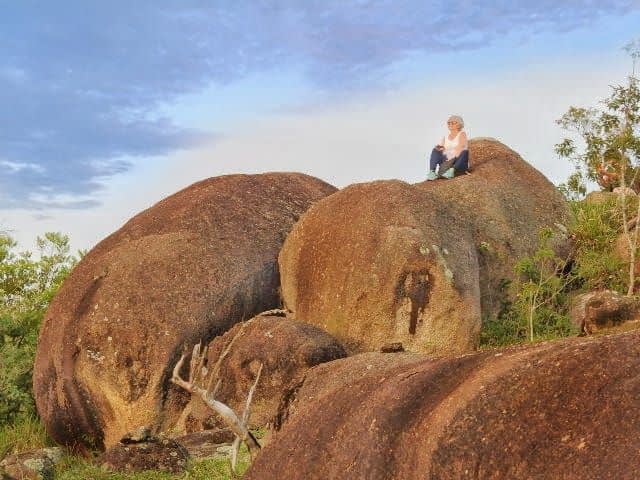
[170,336,264,472]
[230,436,241,472]
[231,362,264,468]
[242,363,263,426]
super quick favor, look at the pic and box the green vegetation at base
[0,415,51,460]
[53,454,250,480]
[1,416,251,480]
[480,197,637,348]
[0,232,80,425]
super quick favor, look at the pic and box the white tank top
[443,132,468,158]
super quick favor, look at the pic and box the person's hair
[448,115,464,129]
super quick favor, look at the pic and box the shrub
[0,233,79,424]
[569,198,630,292]
[480,195,640,348]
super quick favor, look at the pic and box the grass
[479,312,579,349]
[1,416,253,479]
[53,454,250,480]
[0,415,52,459]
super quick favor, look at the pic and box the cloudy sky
[2,1,640,251]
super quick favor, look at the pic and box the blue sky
[1,1,640,250]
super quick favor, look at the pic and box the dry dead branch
[171,340,262,470]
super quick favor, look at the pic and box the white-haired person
[426,115,469,180]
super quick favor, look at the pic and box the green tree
[556,40,640,295]
[0,232,79,424]
[513,228,576,342]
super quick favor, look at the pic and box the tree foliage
[0,232,79,424]
[511,228,576,342]
[556,41,640,196]
[556,41,640,295]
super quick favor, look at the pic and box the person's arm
[452,131,468,157]
[436,136,445,150]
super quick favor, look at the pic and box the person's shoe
[440,168,455,179]
[426,170,438,181]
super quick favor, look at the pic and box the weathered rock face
[173,312,347,433]
[570,289,640,333]
[33,173,336,450]
[246,330,640,480]
[279,139,569,354]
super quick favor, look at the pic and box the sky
[1,1,640,252]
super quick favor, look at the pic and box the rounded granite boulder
[278,139,570,354]
[33,172,336,450]
[247,329,640,480]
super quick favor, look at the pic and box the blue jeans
[429,148,469,173]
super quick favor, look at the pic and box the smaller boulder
[613,186,637,197]
[0,447,63,480]
[99,432,189,474]
[380,342,404,353]
[171,313,347,433]
[174,429,235,461]
[584,191,619,205]
[120,426,153,444]
[570,289,640,334]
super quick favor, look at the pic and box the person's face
[447,119,460,132]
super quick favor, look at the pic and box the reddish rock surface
[173,312,347,433]
[570,289,640,333]
[33,173,336,450]
[246,330,640,480]
[279,139,569,354]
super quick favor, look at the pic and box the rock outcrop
[570,289,640,333]
[0,448,63,480]
[173,312,347,433]
[246,330,640,480]
[279,139,569,354]
[33,173,336,450]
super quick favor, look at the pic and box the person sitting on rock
[426,115,469,180]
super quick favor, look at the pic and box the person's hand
[435,145,444,151]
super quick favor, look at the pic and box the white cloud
[1,160,45,174]
[0,53,631,252]
[156,54,629,189]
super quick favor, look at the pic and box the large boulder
[279,139,569,354]
[173,312,347,433]
[246,330,640,480]
[33,173,336,450]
